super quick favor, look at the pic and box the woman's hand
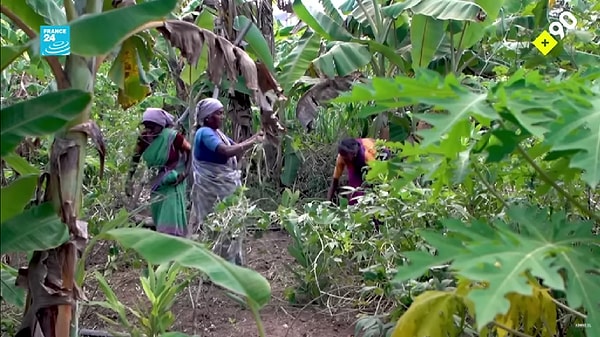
[254,130,265,143]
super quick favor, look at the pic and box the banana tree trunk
[17,3,101,336]
[18,58,94,337]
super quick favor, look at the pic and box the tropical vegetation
[1,0,598,336]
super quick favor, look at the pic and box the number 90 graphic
[532,5,579,55]
[548,11,578,40]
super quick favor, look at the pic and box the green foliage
[0,264,25,308]
[0,89,92,156]
[106,228,272,309]
[0,203,69,254]
[69,0,179,56]
[395,206,599,333]
[313,42,372,77]
[382,0,487,21]
[409,16,446,69]
[1,0,46,34]
[0,174,37,223]
[233,15,274,71]
[89,262,191,337]
[277,31,321,90]
[336,69,600,190]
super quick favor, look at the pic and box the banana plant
[1,0,277,336]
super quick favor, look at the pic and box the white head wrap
[196,98,224,124]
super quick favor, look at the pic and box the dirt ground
[80,231,357,337]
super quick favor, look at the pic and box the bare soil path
[81,231,356,337]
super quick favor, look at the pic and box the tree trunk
[17,3,99,336]
[259,0,274,56]
[255,0,280,180]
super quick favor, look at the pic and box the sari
[142,128,188,237]
[191,128,244,265]
[335,138,391,205]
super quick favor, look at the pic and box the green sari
[142,128,188,237]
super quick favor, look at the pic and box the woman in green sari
[126,108,192,237]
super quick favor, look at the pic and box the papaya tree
[1,0,280,336]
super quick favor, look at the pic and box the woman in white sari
[191,98,263,265]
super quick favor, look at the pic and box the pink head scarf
[142,108,174,127]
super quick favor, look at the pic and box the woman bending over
[126,108,192,237]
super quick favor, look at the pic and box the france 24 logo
[40,26,70,56]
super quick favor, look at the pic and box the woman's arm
[215,132,262,158]
[126,136,146,195]
[174,134,192,184]
[327,155,346,201]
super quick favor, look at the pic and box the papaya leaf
[0,174,37,223]
[69,0,178,56]
[543,97,600,188]
[414,76,499,147]
[407,205,599,333]
[106,228,271,308]
[493,280,557,337]
[390,290,463,337]
[0,264,25,308]
[0,89,92,156]
[0,202,69,254]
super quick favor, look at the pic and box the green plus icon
[533,31,558,55]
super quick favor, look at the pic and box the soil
[79,231,357,337]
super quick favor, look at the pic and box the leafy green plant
[1,0,278,335]
[331,64,599,335]
[89,262,192,337]
[391,205,596,337]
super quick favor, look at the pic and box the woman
[191,98,263,264]
[125,108,192,237]
[327,138,388,205]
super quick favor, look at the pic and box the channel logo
[40,26,70,56]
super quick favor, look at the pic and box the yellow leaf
[109,35,151,109]
[390,290,463,337]
[494,280,557,337]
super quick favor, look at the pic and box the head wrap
[196,98,224,124]
[142,108,174,128]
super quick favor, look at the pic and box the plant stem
[474,164,509,209]
[515,145,600,222]
[490,321,535,337]
[550,297,587,319]
[249,303,266,337]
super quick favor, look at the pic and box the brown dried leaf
[233,47,259,94]
[256,62,283,95]
[207,36,226,86]
[157,20,206,67]
[16,250,72,336]
[157,20,287,143]
[69,120,107,179]
[296,75,363,130]
[219,37,238,94]
[35,172,50,204]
